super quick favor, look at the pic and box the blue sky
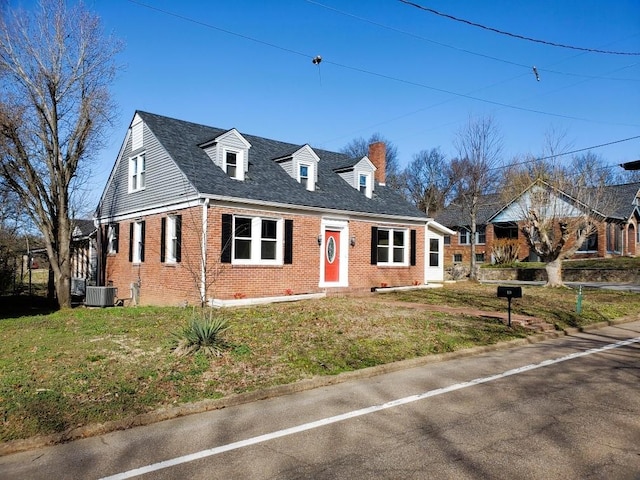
[86,0,639,204]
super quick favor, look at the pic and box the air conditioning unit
[85,286,117,307]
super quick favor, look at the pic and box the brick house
[95,111,453,306]
[436,182,640,266]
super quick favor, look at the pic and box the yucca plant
[173,311,230,357]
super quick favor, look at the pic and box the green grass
[1,282,638,443]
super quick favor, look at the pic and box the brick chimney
[368,141,386,185]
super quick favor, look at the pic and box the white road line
[100,336,640,480]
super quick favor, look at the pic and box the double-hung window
[129,220,145,263]
[358,172,372,198]
[298,163,315,191]
[376,228,408,265]
[476,226,486,245]
[232,216,281,264]
[161,215,182,263]
[359,174,367,193]
[225,151,238,178]
[458,228,470,245]
[107,223,119,254]
[129,153,146,192]
[299,164,309,189]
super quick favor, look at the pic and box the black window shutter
[284,219,293,264]
[140,221,146,262]
[128,222,134,262]
[410,229,417,266]
[370,226,378,265]
[113,223,119,253]
[160,217,166,262]
[221,214,232,263]
[176,215,182,263]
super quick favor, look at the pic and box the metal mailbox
[497,286,522,327]
[497,286,522,299]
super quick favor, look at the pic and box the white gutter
[198,194,428,224]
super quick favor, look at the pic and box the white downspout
[201,198,209,304]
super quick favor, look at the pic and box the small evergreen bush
[173,311,230,357]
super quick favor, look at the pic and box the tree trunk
[544,258,564,287]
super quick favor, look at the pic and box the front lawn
[1,282,637,443]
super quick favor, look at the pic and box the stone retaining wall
[476,267,640,283]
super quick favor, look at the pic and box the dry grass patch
[2,282,638,443]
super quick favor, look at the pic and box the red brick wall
[443,218,639,266]
[104,204,426,306]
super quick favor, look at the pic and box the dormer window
[200,129,251,181]
[274,145,319,192]
[225,150,238,179]
[299,164,310,189]
[335,156,375,198]
[358,171,372,198]
[359,174,366,192]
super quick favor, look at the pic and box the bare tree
[451,115,503,280]
[0,0,121,307]
[341,133,402,190]
[400,147,453,216]
[565,151,616,187]
[501,171,612,287]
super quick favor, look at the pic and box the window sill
[231,262,283,268]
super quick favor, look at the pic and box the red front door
[324,230,340,283]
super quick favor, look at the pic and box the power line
[126,1,639,132]
[397,0,640,56]
[307,0,640,82]
[538,135,640,160]
[492,134,640,171]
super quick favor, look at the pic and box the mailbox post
[497,286,522,327]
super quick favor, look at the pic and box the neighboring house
[436,182,640,266]
[70,219,98,295]
[95,111,453,306]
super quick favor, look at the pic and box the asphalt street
[2,320,640,479]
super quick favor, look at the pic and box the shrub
[492,239,520,265]
[173,312,230,357]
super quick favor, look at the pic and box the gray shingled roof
[435,182,640,228]
[138,111,426,219]
[597,182,640,220]
[72,219,96,238]
[434,193,504,228]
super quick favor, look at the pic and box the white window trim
[128,153,146,193]
[132,221,143,264]
[377,227,409,266]
[458,228,470,245]
[357,171,372,198]
[224,148,244,181]
[107,224,117,254]
[232,216,283,265]
[166,215,178,263]
[298,162,315,191]
[319,218,349,288]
